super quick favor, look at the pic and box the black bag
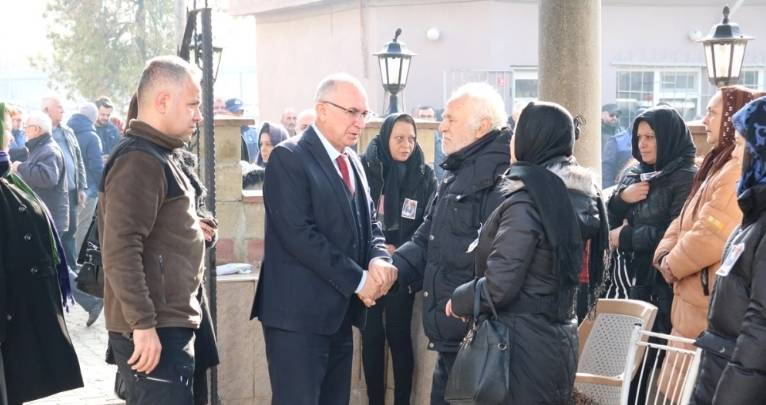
[444,279,512,404]
[76,213,104,298]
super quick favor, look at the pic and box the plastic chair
[621,327,702,405]
[574,299,658,404]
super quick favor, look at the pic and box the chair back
[574,299,658,404]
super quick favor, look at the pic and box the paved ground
[29,304,124,405]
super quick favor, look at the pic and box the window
[616,68,702,126]
[741,69,764,90]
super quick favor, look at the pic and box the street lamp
[699,6,753,87]
[374,28,416,114]
[190,33,224,82]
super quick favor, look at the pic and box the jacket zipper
[158,255,167,304]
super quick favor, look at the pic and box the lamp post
[374,28,415,115]
[699,6,753,87]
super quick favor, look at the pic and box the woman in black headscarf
[605,106,697,332]
[256,122,289,167]
[447,101,608,403]
[691,96,766,405]
[0,102,83,404]
[361,113,436,405]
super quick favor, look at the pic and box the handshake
[357,258,398,307]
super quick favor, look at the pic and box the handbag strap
[474,278,499,319]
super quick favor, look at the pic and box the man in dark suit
[251,73,398,405]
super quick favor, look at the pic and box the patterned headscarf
[689,87,764,197]
[733,96,766,196]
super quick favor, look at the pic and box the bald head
[314,73,368,103]
[136,55,203,140]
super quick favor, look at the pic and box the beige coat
[652,156,742,397]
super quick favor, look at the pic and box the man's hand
[128,327,162,374]
[10,161,20,174]
[357,276,383,307]
[620,181,650,204]
[78,191,86,205]
[368,258,397,294]
[385,244,396,255]
[199,218,218,242]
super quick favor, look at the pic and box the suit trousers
[263,311,354,405]
[61,190,78,268]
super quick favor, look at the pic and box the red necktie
[336,154,355,195]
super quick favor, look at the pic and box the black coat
[450,163,598,404]
[691,184,766,405]
[0,176,83,403]
[394,129,510,352]
[361,138,437,248]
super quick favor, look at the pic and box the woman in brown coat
[653,86,764,398]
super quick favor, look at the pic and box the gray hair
[41,94,63,110]
[314,73,368,102]
[137,55,202,103]
[448,82,507,131]
[26,111,53,134]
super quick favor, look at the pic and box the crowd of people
[3,53,766,405]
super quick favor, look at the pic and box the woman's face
[732,131,746,162]
[259,133,274,163]
[636,121,658,165]
[388,120,416,162]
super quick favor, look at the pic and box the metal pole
[200,7,219,405]
[387,91,399,114]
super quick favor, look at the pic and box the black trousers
[263,313,354,405]
[109,328,196,405]
[430,351,457,405]
[361,287,415,405]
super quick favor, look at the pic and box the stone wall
[202,117,438,404]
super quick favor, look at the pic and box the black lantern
[190,33,223,82]
[699,6,753,87]
[374,28,416,114]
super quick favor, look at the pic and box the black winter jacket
[449,161,601,404]
[361,139,437,249]
[394,129,510,352]
[691,184,766,405]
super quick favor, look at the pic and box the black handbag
[76,213,104,298]
[445,280,512,404]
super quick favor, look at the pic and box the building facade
[229,0,766,127]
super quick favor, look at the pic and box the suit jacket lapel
[303,128,356,230]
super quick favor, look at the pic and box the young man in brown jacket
[98,55,215,404]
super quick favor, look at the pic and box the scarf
[256,122,289,166]
[630,105,696,177]
[365,113,426,242]
[733,96,766,198]
[689,86,764,199]
[511,102,584,289]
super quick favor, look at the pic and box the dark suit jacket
[251,127,390,335]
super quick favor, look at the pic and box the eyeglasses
[320,100,370,122]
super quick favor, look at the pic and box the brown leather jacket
[98,120,206,333]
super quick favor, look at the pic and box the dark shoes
[87,301,104,327]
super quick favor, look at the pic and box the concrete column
[539,0,602,174]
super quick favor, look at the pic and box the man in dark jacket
[67,102,105,326]
[95,96,121,157]
[68,102,103,250]
[393,83,510,405]
[11,111,69,233]
[98,56,216,404]
[43,95,87,270]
